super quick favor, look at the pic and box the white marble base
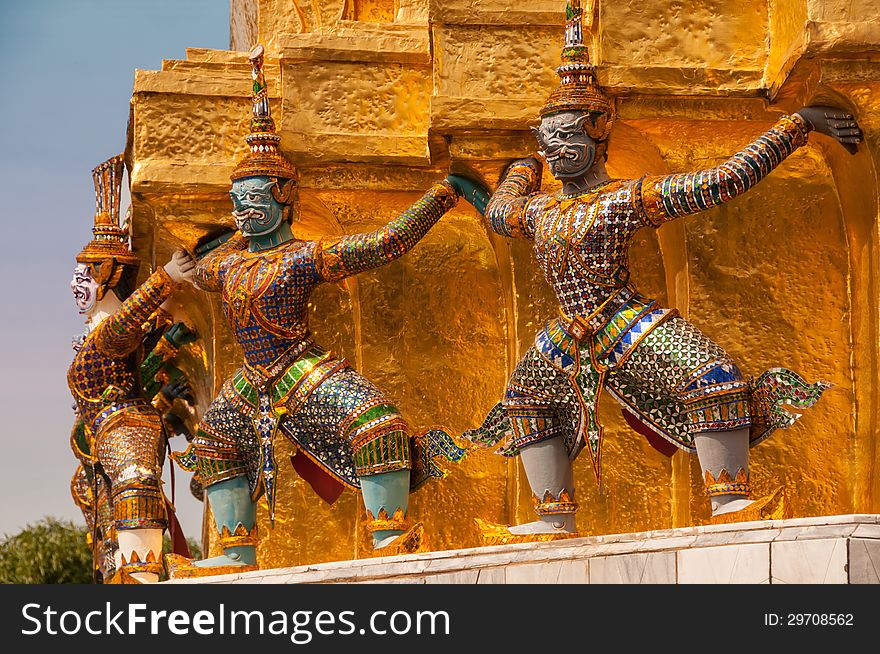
[168,514,880,585]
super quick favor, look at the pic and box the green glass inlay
[348,403,399,433]
[270,350,328,403]
[74,421,90,457]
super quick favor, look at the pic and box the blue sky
[0,0,229,540]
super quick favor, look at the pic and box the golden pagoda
[126,0,880,568]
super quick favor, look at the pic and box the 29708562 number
[764,613,854,626]
[789,614,853,626]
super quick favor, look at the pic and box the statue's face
[230,177,285,237]
[70,263,98,315]
[533,111,596,179]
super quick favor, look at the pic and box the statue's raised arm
[95,250,193,356]
[481,158,544,239]
[316,180,458,282]
[636,107,862,228]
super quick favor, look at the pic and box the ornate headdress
[77,154,139,268]
[541,1,614,143]
[231,44,297,183]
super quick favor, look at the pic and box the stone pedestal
[169,514,880,584]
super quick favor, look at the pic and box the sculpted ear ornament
[270,177,297,205]
[530,125,543,145]
[270,177,299,225]
[571,112,591,132]
[94,258,115,284]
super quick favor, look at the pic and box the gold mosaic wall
[128,0,880,565]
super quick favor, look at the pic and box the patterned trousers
[504,315,751,455]
[92,407,167,531]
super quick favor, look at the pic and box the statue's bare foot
[374,534,400,549]
[711,498,754,517]
[164,552,258,580]
[371,522,425,555]
[709,487,786,525]
[474,517,580,546]
[509,516,576,535]
[193,553,252,568]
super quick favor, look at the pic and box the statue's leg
[509,432,577,535]
[612,316,754,517]
[694,430,752,515]
[360,469,411,548]
[194,475,258,567]
[96,412,167,583]
[191,391,260,568]
[295,366,415,550]
[504,347,578,535]
[350,403,414,550]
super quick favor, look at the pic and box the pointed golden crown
[76,154,139,267]
[365,507,408,533]
[119,549,159,565]
[541,1,614,141]
[231,44,297,182]
[704,468,750,486]
[219,523,259,548]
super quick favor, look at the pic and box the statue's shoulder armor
[274,239,322,281]
[525,192,554,219]
[68,330,109,384]
[216,247,247,275]
[284,238,318,260]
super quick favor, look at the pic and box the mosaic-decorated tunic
[67,267,178,530]
[193,182,459,516]
[464,115,829,484]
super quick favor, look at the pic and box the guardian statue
[462,1,860,542]
[168,45,475,577]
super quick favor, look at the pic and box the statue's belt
[90,397,152,437]
[240,337,315,392]
[542,286,674,376]
[232,344,346,413]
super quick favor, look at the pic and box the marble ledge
[166,515,880,585]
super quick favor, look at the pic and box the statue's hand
[194,229,236,260]
[161,380,195,406]
[447,174,491,216]
[164,322,197,348]
[795,106,863,154]
[158,298,193,329]
[163,249,196,285]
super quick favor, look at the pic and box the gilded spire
[565,0,585,48]
[541,1,614,143]
[230,44,297,182]
[77,154,139,266]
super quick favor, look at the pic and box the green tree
[0,518,92,584]
[0,517,203,584]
